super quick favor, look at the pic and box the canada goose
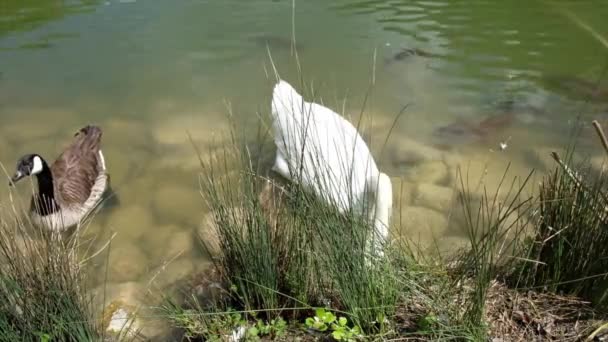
[270,80,393,255]
[9,125,109,232]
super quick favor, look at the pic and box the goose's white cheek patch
[31,156,43,175]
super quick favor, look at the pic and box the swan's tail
[271,80,302,118]
[371,172,393,256]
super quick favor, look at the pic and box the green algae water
[1,0,608,339]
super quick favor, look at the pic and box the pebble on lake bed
[152,113,232,148]
[590,155,608,174]
[393,206,448,248]
[102,299,139,337]
[199,207,245,257]
[164,230,195,260]
[415,183,455,213]
[95,281,165,339]
[153,184,203,226]
[389,137,444,166]
[105,204,155,240]
[102,117,153,150]
[107,243,148,282]
[391,177,414,206]
[405,160,449,184]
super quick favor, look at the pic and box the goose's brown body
[30,125,108,231]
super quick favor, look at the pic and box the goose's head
[9,154,45,186]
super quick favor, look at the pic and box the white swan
[270,79,393,254]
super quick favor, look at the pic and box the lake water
[1,0,608,339]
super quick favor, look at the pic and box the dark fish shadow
[384,47,440,66]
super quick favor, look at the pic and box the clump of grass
[455,165,535,338]
[517,122,608,308]
[0,199,101,340]
[166,74,400,339]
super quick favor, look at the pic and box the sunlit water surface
[1,0,608,338]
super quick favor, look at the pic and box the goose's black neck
[33,160,58,215]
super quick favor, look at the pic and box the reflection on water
[1,0,608,339]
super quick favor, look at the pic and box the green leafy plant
[247,317,288,340]
[305,308,362,341]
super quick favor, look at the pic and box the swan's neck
[371,172,393,244]
[33,161,57,215]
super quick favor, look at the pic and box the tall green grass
[517,127,608,308]
[454,165,535,338]
[0,200,100,341]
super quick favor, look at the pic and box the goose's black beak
[9,171,24,187]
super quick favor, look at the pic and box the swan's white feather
[270,80,392,249]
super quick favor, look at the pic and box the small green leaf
[305,317,315,327]
[315,308,325,317]
[332,330,345,340]
[338,316,348,326]
[248,326,259,337]
[322,311,336,324]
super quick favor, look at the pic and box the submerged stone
[106,204,155,240]
[390,137,444,166]
[107,243,148,282]
[393,206,448,247]
[102,299,139,337]
[415,183,455,213]
[164,230,195,260]
[391,177,414,207]
[405,160,449,184]
[199,207,246,258]
[152,113,231,149]
[152,184,202,226]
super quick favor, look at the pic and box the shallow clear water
[1,0,608,338]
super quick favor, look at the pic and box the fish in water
[385,47,439,65]
[432,110,516,149]
[252,34,301,51]
[541,74,608,103]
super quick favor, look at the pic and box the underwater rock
[394,206,448,246]
[140,223,180,259]
[591,155,608,176]
[106,204,154,240]
[164,230,195,260]
[103,147,134,187]
[120,175,158,208]
[95,281,162,339]
[102,117,153,152]
[434,235,471,256]
[391,177,414,207]
[258,179,287,231]
[107,243,148,282]
[199,207,246,258]
[155,146,203,172]
[102,299,140,337]
[151,257,196,289]
[415,183,455,213]
[152,113,231,149]
[404,160,449,184]
[390,137,444,166]
[153,184,202,226]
